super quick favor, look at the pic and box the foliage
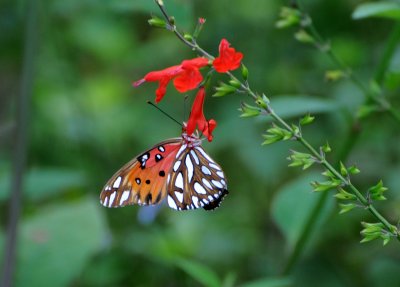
[1,0,400,286]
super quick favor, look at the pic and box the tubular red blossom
[212,38,243,73]
[133,57,209,103]
[186,87,216,142]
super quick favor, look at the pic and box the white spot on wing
[176,173,184,189]
[221,179,226,186]
[209,163,221,171]
[175,191,184,203]
[185,155,194,182]
[195,147,215,163]
[191,196,199,207]
[202,178,213,189]
[216,171,224,178]
[212,180,224,189]
[109,192,116,207]
[192,196,199,207]
[208,195,214,201]
[173,160,181,172]
[102,196,109,207]
[168,195,178,209]
[190,150,200,165]
[194,182,207,194]
[201,166,211,175]
[176,144,187,158]
[113,177,122,188]
[105,186,111,191]
[119,190,130,205]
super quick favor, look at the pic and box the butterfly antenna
[147,101,182,127]
[183,94,189,120]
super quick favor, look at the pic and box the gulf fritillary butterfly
[100,131,228,211]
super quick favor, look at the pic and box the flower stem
[154,0,400,250]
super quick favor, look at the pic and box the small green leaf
[334,187,356,200]
[311,180,341,192]
[294,29,315,44]
[322,169,335,179]
[360,222,385,243]
[340,162,348,177]
[241,64,249,80]
[148,16,167,28]
[339,203,356,214]
[325,70,346,82]
[347,165,360,175]
[368,180,388,201]
[322,142,331,153]
[240,102,261,118]
[275,7,301,29]
[183,33,193,41]
[229,79,242,88]
[352,2,400,20]
[300,113,315,125]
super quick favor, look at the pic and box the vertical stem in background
[374,22,400,85]
[1,0,38,286]
[282,3,400,274]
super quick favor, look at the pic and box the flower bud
[148,16,167,28]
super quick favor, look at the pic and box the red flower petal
[133,58,209,103]
[173,68,203,93]
[186,87,217,142]
[212,38,243,73]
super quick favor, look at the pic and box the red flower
[133,57,209,103]
[212,38,243,73]
[186,87,217,142]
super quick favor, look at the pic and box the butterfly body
[100,133,228,211]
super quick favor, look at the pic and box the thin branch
[1,0,38,286]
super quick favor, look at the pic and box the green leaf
[271,172,334,248]
[339,162,348,177]
[294,29,315,44]
[339,203,357,214]
[352,2,400,20]
[368,180,388,201]
[299,113,315,125]
[267,95,338,120]
[15,198,107,287]
[0,168,87,202]
[241,64,249,80]
[334,188,356,200]
[321,142,332,153]
[347,165,360,175]
[325,69,346,82]
[175,258,221,287]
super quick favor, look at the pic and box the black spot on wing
[203,189,229,211]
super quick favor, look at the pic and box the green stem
[374,22,400,85]
[154,0,400,251]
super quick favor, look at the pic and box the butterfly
[100,130,228,211]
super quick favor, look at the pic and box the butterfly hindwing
[166,145,228,211]
[100,138,182,208]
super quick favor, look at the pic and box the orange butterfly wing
[100,138,182,208]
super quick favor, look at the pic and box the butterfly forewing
[166,145,228,211]
[100,138,182,208]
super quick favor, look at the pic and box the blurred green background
[1,0,400,286]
